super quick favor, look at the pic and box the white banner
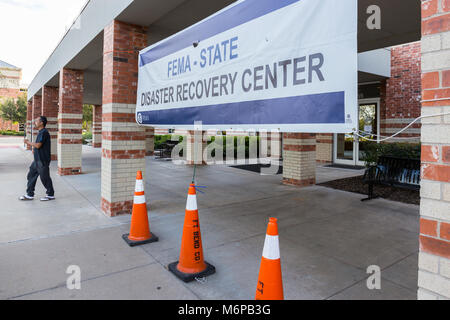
[136,0,358,133]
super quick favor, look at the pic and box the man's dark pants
[26,161,54,197]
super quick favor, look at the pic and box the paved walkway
[0,136,419,299]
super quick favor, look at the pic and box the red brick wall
[59,69,84,116]
[0,88,20,100]
[32,95,42,121]
[380,42,422,140]
[42,86,59,118]
[42,86,59,160]
[102,20,147,105]
[145,127,154,156]
[92,105,102,148]
[31,95,42,147]
[58,68,84,175]
[25,100,32,149]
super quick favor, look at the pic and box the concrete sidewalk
[0,137,419,299]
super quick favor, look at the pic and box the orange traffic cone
[168,183,215,282]
[255,217,284,300]
[122,171,158,247]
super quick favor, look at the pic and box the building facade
[0,60,26,131]
[316,41,422,166]
[23,0,450,299]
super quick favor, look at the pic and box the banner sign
[136,0,358,132]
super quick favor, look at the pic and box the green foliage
[0,95,27,124]
[362,142,421,167]
[154,134,260,158]
[0,130,25,136]
[155,134,173,149]
[209,135,260,158]
[82,131,93,145]
[82,104,93,131]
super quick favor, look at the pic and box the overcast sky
[0,0,87,86]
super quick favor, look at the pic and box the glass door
[335,132,356,165]
[334,99,379,166]
[356,101,379,166]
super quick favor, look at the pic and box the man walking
[20,116,55,201]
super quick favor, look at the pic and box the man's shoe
[19,195,34,201]
[40,196,55,201]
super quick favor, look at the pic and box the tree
[0,95,27,124]
[82,104,93,131]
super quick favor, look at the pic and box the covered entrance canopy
[27,0,421,104]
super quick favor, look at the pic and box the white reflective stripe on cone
[134,195,146,204]
[262,235,280,260]
[135,179,144,192]
[186,194,197,210]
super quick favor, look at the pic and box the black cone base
[122,233,158,247]
[168,261,216,283]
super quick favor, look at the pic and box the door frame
[333,98,380,166]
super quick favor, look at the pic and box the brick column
[282,133,316,187]
[417,0,450,300]
[32,95,42,140]
[92,104,102,148]
[101,20,147,216]
[155,128,170,135]
[42,86,59,161]
[260,131,282,159]
[186,130,207,165]
[381,42,422,142]
[145,127,154,156]
[58,68,84,175]
[316,133,333,163]
[26,100,32,150]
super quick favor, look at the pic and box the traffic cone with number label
[122,171,158,247]
[255,217,284,300]
[168,183,215,282]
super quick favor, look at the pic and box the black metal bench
[155,142,177,159]
[362,156,420,201]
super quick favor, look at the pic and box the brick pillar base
[316,133,333,163]
[101,198,134,216]
[186,130,207,165]
[260,130,282,159]
[282,133,316,187]
[58,167,82,175]
[101,103,146,216]
[145,127,154,156]
[92,105,102,148]
[57,68,84,176]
